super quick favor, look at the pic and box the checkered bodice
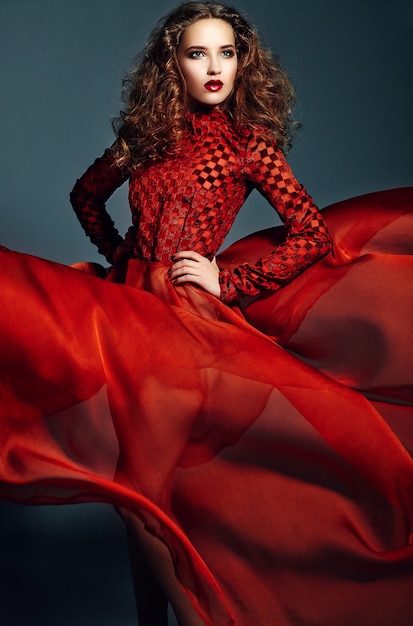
[126,110,247,262]
[70,109,332,301]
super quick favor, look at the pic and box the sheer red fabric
[0,187,412,625]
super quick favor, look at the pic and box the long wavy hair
[112,1,297,170]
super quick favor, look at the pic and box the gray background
[0,1,412,624]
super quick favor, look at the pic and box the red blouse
[70,108,332,302]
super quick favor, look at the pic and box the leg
[126,523,169,626]
[120,509,206,626]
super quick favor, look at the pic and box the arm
[69,149,129,263]
[219,132,332,303]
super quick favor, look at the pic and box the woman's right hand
[169,251,221,298]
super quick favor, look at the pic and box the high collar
[187,107,232,135]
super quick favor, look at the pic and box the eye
[188,50,205,59]
[220,49,235,58]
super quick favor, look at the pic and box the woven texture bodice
[70,109,331,301]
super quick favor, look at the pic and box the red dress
[0,109,412,625]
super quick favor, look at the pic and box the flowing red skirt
[1,188,412,625]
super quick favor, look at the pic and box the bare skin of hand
[169,250,221,298]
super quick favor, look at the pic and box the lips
[204,80,223,92]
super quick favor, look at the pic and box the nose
[207,54,221,75]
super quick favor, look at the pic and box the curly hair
[112,1,297,170]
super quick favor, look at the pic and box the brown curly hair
[112,1,296,170]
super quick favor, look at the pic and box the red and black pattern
[219,134,332,300]
[70,108,332,300]
[70,151,128,263]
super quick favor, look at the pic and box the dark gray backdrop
[0,1,412,624]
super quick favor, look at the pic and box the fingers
[169,251,209,280]
[168,251,220,298]
[169,259,200,278]
[171,250,204,263]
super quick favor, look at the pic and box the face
[177,18,237,108]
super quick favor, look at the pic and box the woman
[1,2,412,625]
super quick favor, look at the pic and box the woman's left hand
[169,251,221,298]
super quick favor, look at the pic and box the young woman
[1,2,413,625]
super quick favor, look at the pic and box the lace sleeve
[70,149,129,263]
[219,131,332,302]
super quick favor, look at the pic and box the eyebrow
[183,44,236,53]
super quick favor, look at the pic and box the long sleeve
[70,149,129,263]
[219,132,332,303]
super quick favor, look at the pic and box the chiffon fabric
[0,185,412,625]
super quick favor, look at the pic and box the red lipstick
[204,80,223,92]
